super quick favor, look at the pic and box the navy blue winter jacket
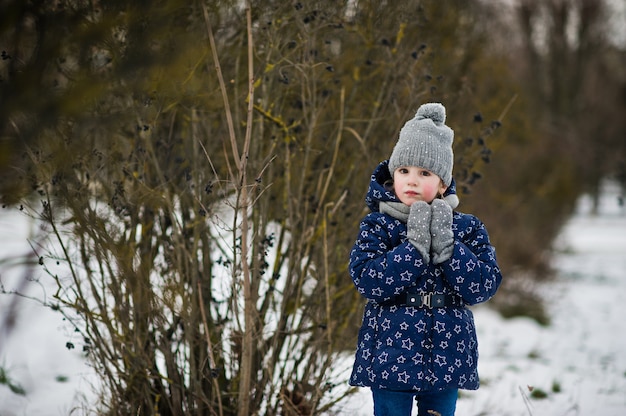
[349,161,502,392]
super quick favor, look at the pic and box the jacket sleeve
[440,214,502,305]
[349,213,429,303]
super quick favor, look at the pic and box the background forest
[0,0,624,415]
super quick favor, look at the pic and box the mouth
[404,191,420,198]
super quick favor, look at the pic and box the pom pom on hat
[388,102,454,186]
[416,102,447,124]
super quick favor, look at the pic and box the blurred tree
[514,0,625,211]
[463,0,626,321]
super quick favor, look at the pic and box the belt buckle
[421,294,432,308]
[431,294,446,307]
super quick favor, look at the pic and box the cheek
[421,183,436,196]
[393,181,401,195]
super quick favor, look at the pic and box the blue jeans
[372,388,458,416]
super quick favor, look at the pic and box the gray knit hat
[388,103,454,186]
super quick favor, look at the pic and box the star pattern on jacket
[349,161,502,392]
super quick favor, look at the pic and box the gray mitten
[430,198,454,264]
[407,201,431,264]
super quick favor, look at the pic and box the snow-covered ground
[0,212,97,415]
[1,181,625,415]
[461,182,626,416]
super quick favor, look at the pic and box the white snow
[1,180,625,415]
[0,211,97,415]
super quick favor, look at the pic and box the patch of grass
[56,375,69,383]
[493,288,551,326]
[529,387,548,399]
[527,350,541,360]
[551,380,561,393]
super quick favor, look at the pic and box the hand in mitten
[407,201,431,264]
[430,198,454,264]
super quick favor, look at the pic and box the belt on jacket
[390,292,464,308]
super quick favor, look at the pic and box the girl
[349,103,502,416]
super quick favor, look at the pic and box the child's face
[393,166,447,206]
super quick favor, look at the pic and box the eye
[421,170,431,176]
[398,167,409,174]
